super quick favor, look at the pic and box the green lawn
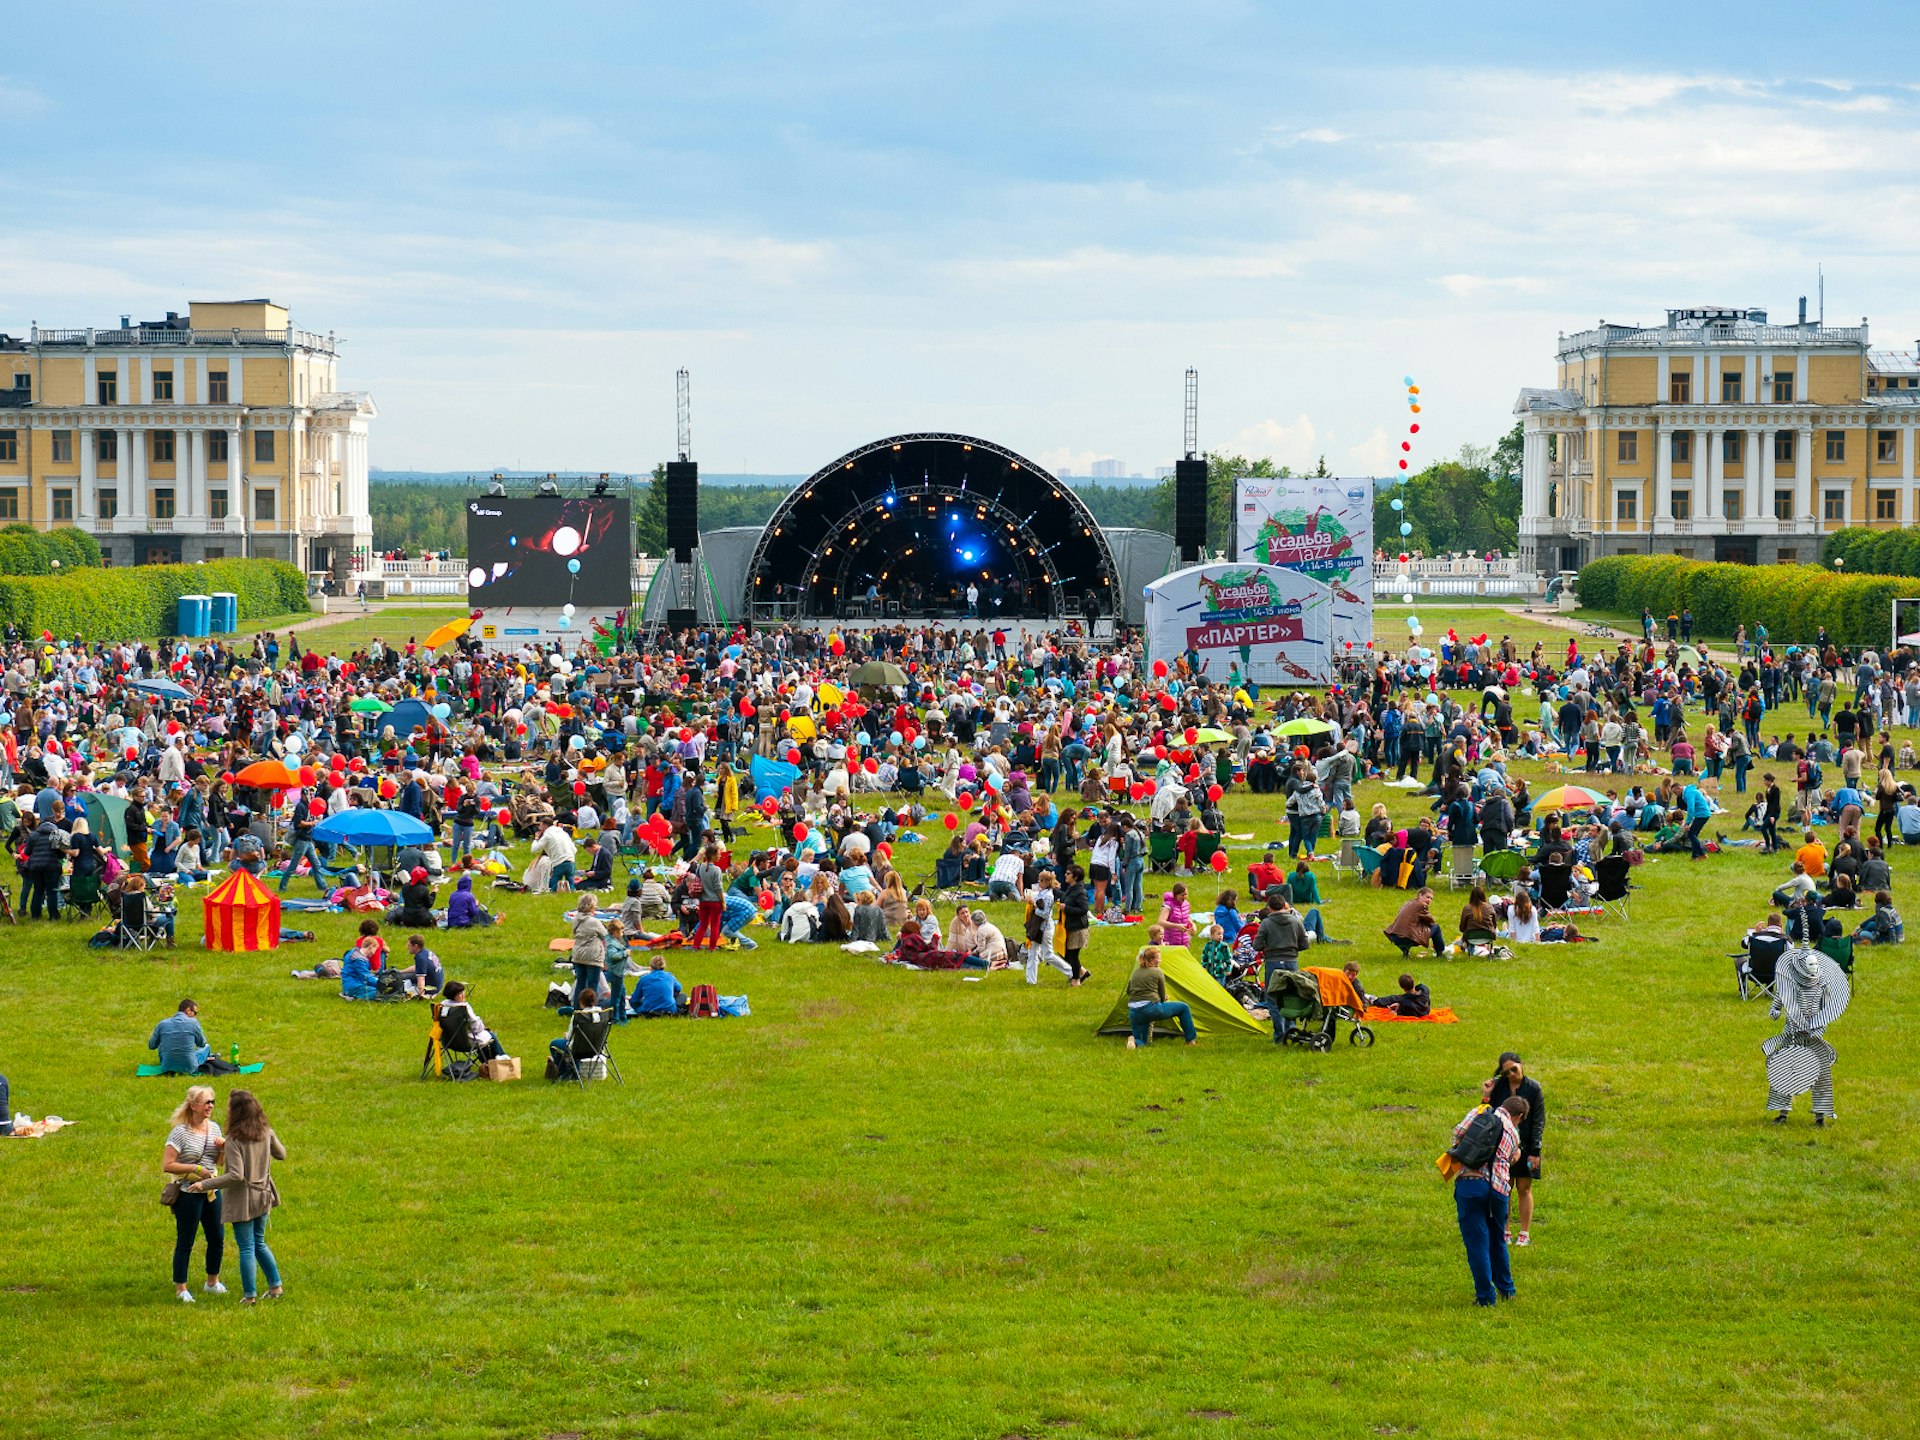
[2,730,1916,1437]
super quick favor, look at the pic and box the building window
[1671,431,1691,465]
[208,370,229,403]
[154,487,177,520]
[1670,372,1691,404]
[1617,431,1638,463]
[96,369,117,404]
[50,431,73,464]
[253,430,275,463]
[0,489,16,519]
[12,372,29,396]
[254,488,276,522]
[1722,431,1743,464]
[1670,489,1691,520]
[1615,488,1638,523]
[1773,371,1794,403]
[208,431,228,463]
[1721,371,1743,403]
[1826,430,1846,462]
[98,431,118,463]
[0,430,14,463]
[1775,431,1794,464]
[51,489,73,522]
[152,431,175,463]
[204,546,226,559]
[1878,430,1898,463]
[152,369,174,402]
[1724,489,1743,521]
[1778,548,1797,563]
[1824,489,1846,520]
[1876,490,1898,520]
[209,489,228,520]
[1775,491,1793,520]
[99,490,118,520]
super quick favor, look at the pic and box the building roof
[1869,349,1920,375]
[1513,387,1582,415]
[1559,318,1868,356]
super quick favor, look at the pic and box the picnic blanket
[137,1062,266,1077]
[1362,1006,1460,1025]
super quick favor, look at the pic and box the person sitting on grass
[387,867,438,928]
[340,923,385,1001]
[1385,887,1445,957]
[850,886,891,945]
[1374,972,1432,1017]
[1288,858,1323,909]
[1853,890,1903,946]
[632,955,684,1017]
[444,873,497,928]
[401,934,443,998]
[148,998,219,1076]
[1123,946,1197,1050]
[1771,860,1818,909]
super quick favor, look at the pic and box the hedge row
[0,558,309,640]
[0,525,102,575]
[1821,526,1920,578]
[1575,555,1907,647]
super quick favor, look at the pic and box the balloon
[856,731,871,747]
[740,699,756,718]
[876,841,893,860]
[1403,374,1414,386]
[1207,784,1223,802]
[347,757,365,773]
[913,735,926,750]
[567,559,581,574]
[572,781,586,796]
[943,812,959,830]
[653,838,672,856]
[1209,851,1230,874]
[1399,522,1413,536]
[284,733,304,755]
[1151,659,1168,678]
[1401,441,1411,452]
[785,748,801,765]
[829,639,844,657]
[793,822,810,841]
[1409,423,1419,433]
[562,603,576,617]
[1398,460,1408,470]
[309,799,326,818]
[864,757,879,774]
[1402,592,1414,604]
[378,778,397,800]
[297,765,318,787]
[680,727,694,742]
[569,734,586,751]
[557,616,571,629]
[958,792,975,810]
[1159,695,1177,712]
[1390,498,1404,511]
[1407,616,1419,629]
[1184,727,1198,745]
[758,890,776,910]
[761,796,779,816]
[124,745,137,761]
[889,731,903,746]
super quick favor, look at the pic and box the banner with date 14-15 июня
[1233,476,1373,652]
[1142,563,1335,687]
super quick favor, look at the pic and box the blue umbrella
[133,678,192,702]
[312,809,435,847]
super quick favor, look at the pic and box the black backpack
[1447,1108,1504,1170]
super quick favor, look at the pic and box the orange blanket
[1304,966,1367,1013]
[1364,1005,1460,1024]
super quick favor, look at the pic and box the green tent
[1095,946,1270,1041]
[81,791,131,857]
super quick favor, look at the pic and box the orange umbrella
[235,760,301,790]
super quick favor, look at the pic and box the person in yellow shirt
[1796,832,1828,879]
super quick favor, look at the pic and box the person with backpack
[1443,1093,1530,1307]
[1485,1052,1547,1247]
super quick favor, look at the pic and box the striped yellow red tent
[203,869,282,951]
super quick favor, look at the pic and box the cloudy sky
[4,2,1917,477]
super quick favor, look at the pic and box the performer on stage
[1763,944,1850,1126]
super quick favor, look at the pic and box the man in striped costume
[1764,945,1850,1127]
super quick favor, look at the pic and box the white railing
[1371,557,1518,578]
[30,326,336,353]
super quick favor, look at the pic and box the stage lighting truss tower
[1184,366,1198,461]
[802,483,1071,618]
[674,367,696,613]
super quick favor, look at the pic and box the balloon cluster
[1393,376,1423,617]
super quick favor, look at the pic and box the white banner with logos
[1233,476,1374,652]
[1143,563,1335,687]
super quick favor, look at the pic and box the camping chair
[1816,931,1855,976]
[1148,829,1178,875]
[1593,854,1634,922]
[1459,925,1510,959]
[1355,846,1384,885]
[116,890,165,951]
[1193,832,1223,870]
[1735,933,1786,1001]
[422,1000,484,1081]
[63,872,104,922]
[1448,844,1478,891]
[1331,836,1358,877]
[1539,858,1574,913]
[552,1007,622,1090]
[1478,848,1521,892]
[933,853,963,889]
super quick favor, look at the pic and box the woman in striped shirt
[162,1086,226,1302]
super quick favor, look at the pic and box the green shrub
[1575,555,1908,647]
[0,525,102,575]
[0,558,308,640]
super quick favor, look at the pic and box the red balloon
[572,781,586,796]
[864,757,879,774]
[758,890,776,910]
[309,799,326,818]
[1159,695,1177,712]
[1207,784,1223,803]
[1184,727,1198,745]
[679,727,693,742]
[793,822,810,842]
[943,812,959,830]
[875,841,892,860]
[297,765,318,787]
[378,778,397,800]
[348,757,366,773]
[760,796,779,816]
[958,792,975,810]
[1209,851,1230,874]
[124,745,138,761]
[1151,659,1168,678]
[220,771,236,784]
[785,748,802,765]
[739,699,756,718]
[652,838,672,856]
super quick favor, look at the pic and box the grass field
[3,705,1916,1438]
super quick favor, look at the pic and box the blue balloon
[889,730,904,746]
[567,559,581,574]
[556,615,571,629]
[569,734,586,750]
[1406,616,1419,629]
[1399,522,1413,536]
[913,735,927,750]
[1403,375,1415,386]
[431,703,452,720]
[1390,498,1404,511]
[856,730,871,747]
[987,771,1004,791]
[509,536,518,547]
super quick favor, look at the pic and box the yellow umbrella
[817,682,845,708]
[423,615,474,649]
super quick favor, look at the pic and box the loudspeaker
[665,460,699,560]
[666,607,697,631]
[1174,457,1208,559]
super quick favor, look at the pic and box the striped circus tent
[203,869,282,952]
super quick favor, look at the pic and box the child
[1158,883,1193,949]
[603,920,633,1022]
[1854,890,1903,946]
[1199,922,1234,984]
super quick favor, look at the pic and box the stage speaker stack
[1174,457,1208,563]
[665,460,699,631]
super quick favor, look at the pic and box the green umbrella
[349,696,391,713]
[1276,717,1337,737]
[850,660,909,688]
[1192,727,1234,744]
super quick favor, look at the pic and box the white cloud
[1345,427,1394,472]
[1232,415,1320,470]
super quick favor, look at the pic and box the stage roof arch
[744,433,1120,622]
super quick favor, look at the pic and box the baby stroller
[1264,969,1375,1051]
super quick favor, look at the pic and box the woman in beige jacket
[191,1089,285,1303]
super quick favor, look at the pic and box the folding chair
[1448,844,1478,890]
[1193,832,1222,871]
[1539,858,1574,913]
[62,872,104,922]
[1332,836,1358,877]
[552,1007,622,1090]
[116,891,164,951]
[1148,830,1178,875]
[1735,934,1785,1001]
[1816,931,1855,976]
[1593,854,1634,922]
[422,1000,485,1081]
[1460,925,1508,958]
[1355,846,1385,885]
[1478,848,1521,892]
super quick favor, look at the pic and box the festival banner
[1233,476,1374,651]
[1143,563,1334,687]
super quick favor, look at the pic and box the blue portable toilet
[176,595,212,639]
[209,591,238,634]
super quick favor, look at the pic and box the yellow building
[0,300,374,575]
[1515,302,1918,572]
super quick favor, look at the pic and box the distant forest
[369,478,1168,555]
